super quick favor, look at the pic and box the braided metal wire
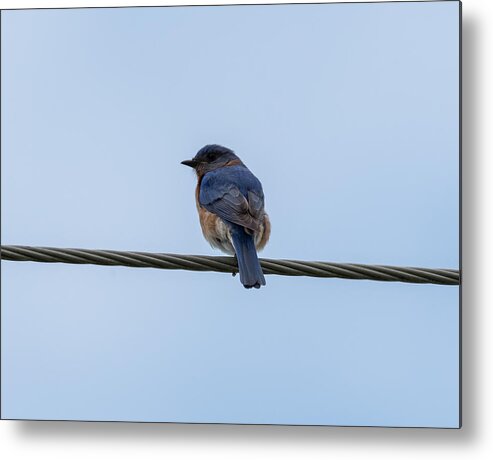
[0,245,460,285]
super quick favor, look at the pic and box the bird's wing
[199,167,265,232]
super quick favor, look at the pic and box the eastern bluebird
[181,145,270,289]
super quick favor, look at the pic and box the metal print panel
[1,1,461,427]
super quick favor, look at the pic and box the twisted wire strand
[0,245,460,285]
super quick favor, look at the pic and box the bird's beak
[181,159,198,168]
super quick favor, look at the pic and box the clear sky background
[1,1,459,427]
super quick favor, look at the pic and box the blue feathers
[199,165,263,205]
[200,165,266,289]
[229,223,266,289]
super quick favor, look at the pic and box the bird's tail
[230,225,266,289]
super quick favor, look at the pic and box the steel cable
[0,245,460,285]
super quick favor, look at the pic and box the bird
[181,144,270,289]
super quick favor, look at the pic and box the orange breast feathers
[195,181,270,254]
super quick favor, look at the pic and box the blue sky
[1,1,459,427]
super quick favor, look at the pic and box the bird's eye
[207,152,218,162]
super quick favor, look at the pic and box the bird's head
[181,144,242,175]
